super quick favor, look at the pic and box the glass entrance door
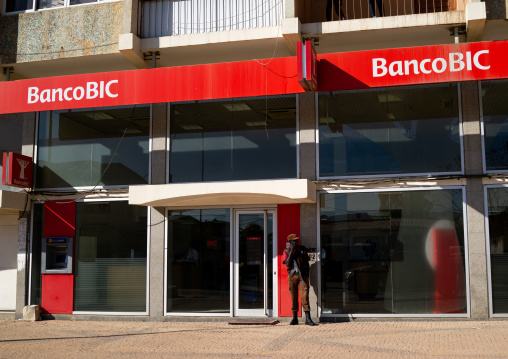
[234,210,277,317]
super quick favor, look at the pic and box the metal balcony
[305,0,467,22]
[139,0,467,39]
[140,0,284,38]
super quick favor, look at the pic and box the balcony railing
[305,0,466,23]
[140,0,284,38]
[139,0,467,39]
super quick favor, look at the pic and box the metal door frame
[233,209,278,317]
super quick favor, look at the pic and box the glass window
[169,96,297,183]
[36,0,64,9]
[487,187,508,314]
[5,0,33,12]
[0,117,24,192]
[5,0,110,12]
[74,201,148,312]
[320,188,466,315]
[482,80,508,172]
[319,84,461,178]
[36,105,149,189]
[167,209,230,313]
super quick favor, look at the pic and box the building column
[298,92,319,319]
[15,112,36,319]
[461,81,489,319]
[149,103,168,319]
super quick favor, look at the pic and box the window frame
[484,184,508,317]
[480,80,508,176]
[166,95,300,185]
[315,83,464,180]
[28,198,150,315]
[34,105,152,192]
[2,0,121,16]
[317,185,471,318]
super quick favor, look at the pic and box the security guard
[282,234,316,326]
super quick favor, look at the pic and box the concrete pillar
[15,112,36,319]
[298,92,319,319]
[149,103,168,319]
[461,81,489,320]
[122,0,139,35]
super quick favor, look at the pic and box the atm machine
[42,237,73,274]
[41,237,74,314]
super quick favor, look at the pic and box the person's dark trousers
[326,0,346,21]
[369,0,384,17]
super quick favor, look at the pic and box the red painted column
[277,204,300,317]
[41,201,76,314]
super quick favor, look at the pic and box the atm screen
[54,254,67,266]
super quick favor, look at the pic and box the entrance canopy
[129,179,316,207]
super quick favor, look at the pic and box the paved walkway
[1,319,508,358]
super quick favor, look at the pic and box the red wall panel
[41,275,74,314]
[43,201,76,238]
[277,204,300,317]
[41,201,76,314]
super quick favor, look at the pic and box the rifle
[291,259,308,291]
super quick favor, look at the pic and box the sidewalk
[1,319,508,358]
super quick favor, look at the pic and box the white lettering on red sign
[27,80,119,104]
[372,50,490,78]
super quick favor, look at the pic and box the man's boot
[305,311,316,326]
[290,311,298,325]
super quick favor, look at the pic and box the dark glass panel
[37,105,149,188]
[320,189,466,314]
[319,84,461,177]
[74,201,148,312]
[487,187,508,313]
[169,96,296,183]
[482,80,508,172]
[167,209,230,313]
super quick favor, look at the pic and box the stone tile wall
[0,2,122,65]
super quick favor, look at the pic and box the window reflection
[167,209,230,313]
[37,105,150,188]
[169,96,297,183]
[319,84,461,177]
[320,189,466,315]
[487,187,508,313]
[482,80,508,172]
[74,201,148,312]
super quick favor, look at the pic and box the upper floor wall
[0,2,124,78]
[0,0,506,79]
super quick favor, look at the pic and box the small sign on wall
[2,152,33,189]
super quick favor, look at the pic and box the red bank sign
[297,40,318,91]
[0,40,507,114]
[2,152,33,189]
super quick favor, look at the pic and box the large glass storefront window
[74,201,148,312]
[318,84,461,178]
[320,189,467,315]
[169,96,297,183]
[482,80,508,172]
[37,105,150,188]
[487,186,508,314]
[167,209,230,314]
